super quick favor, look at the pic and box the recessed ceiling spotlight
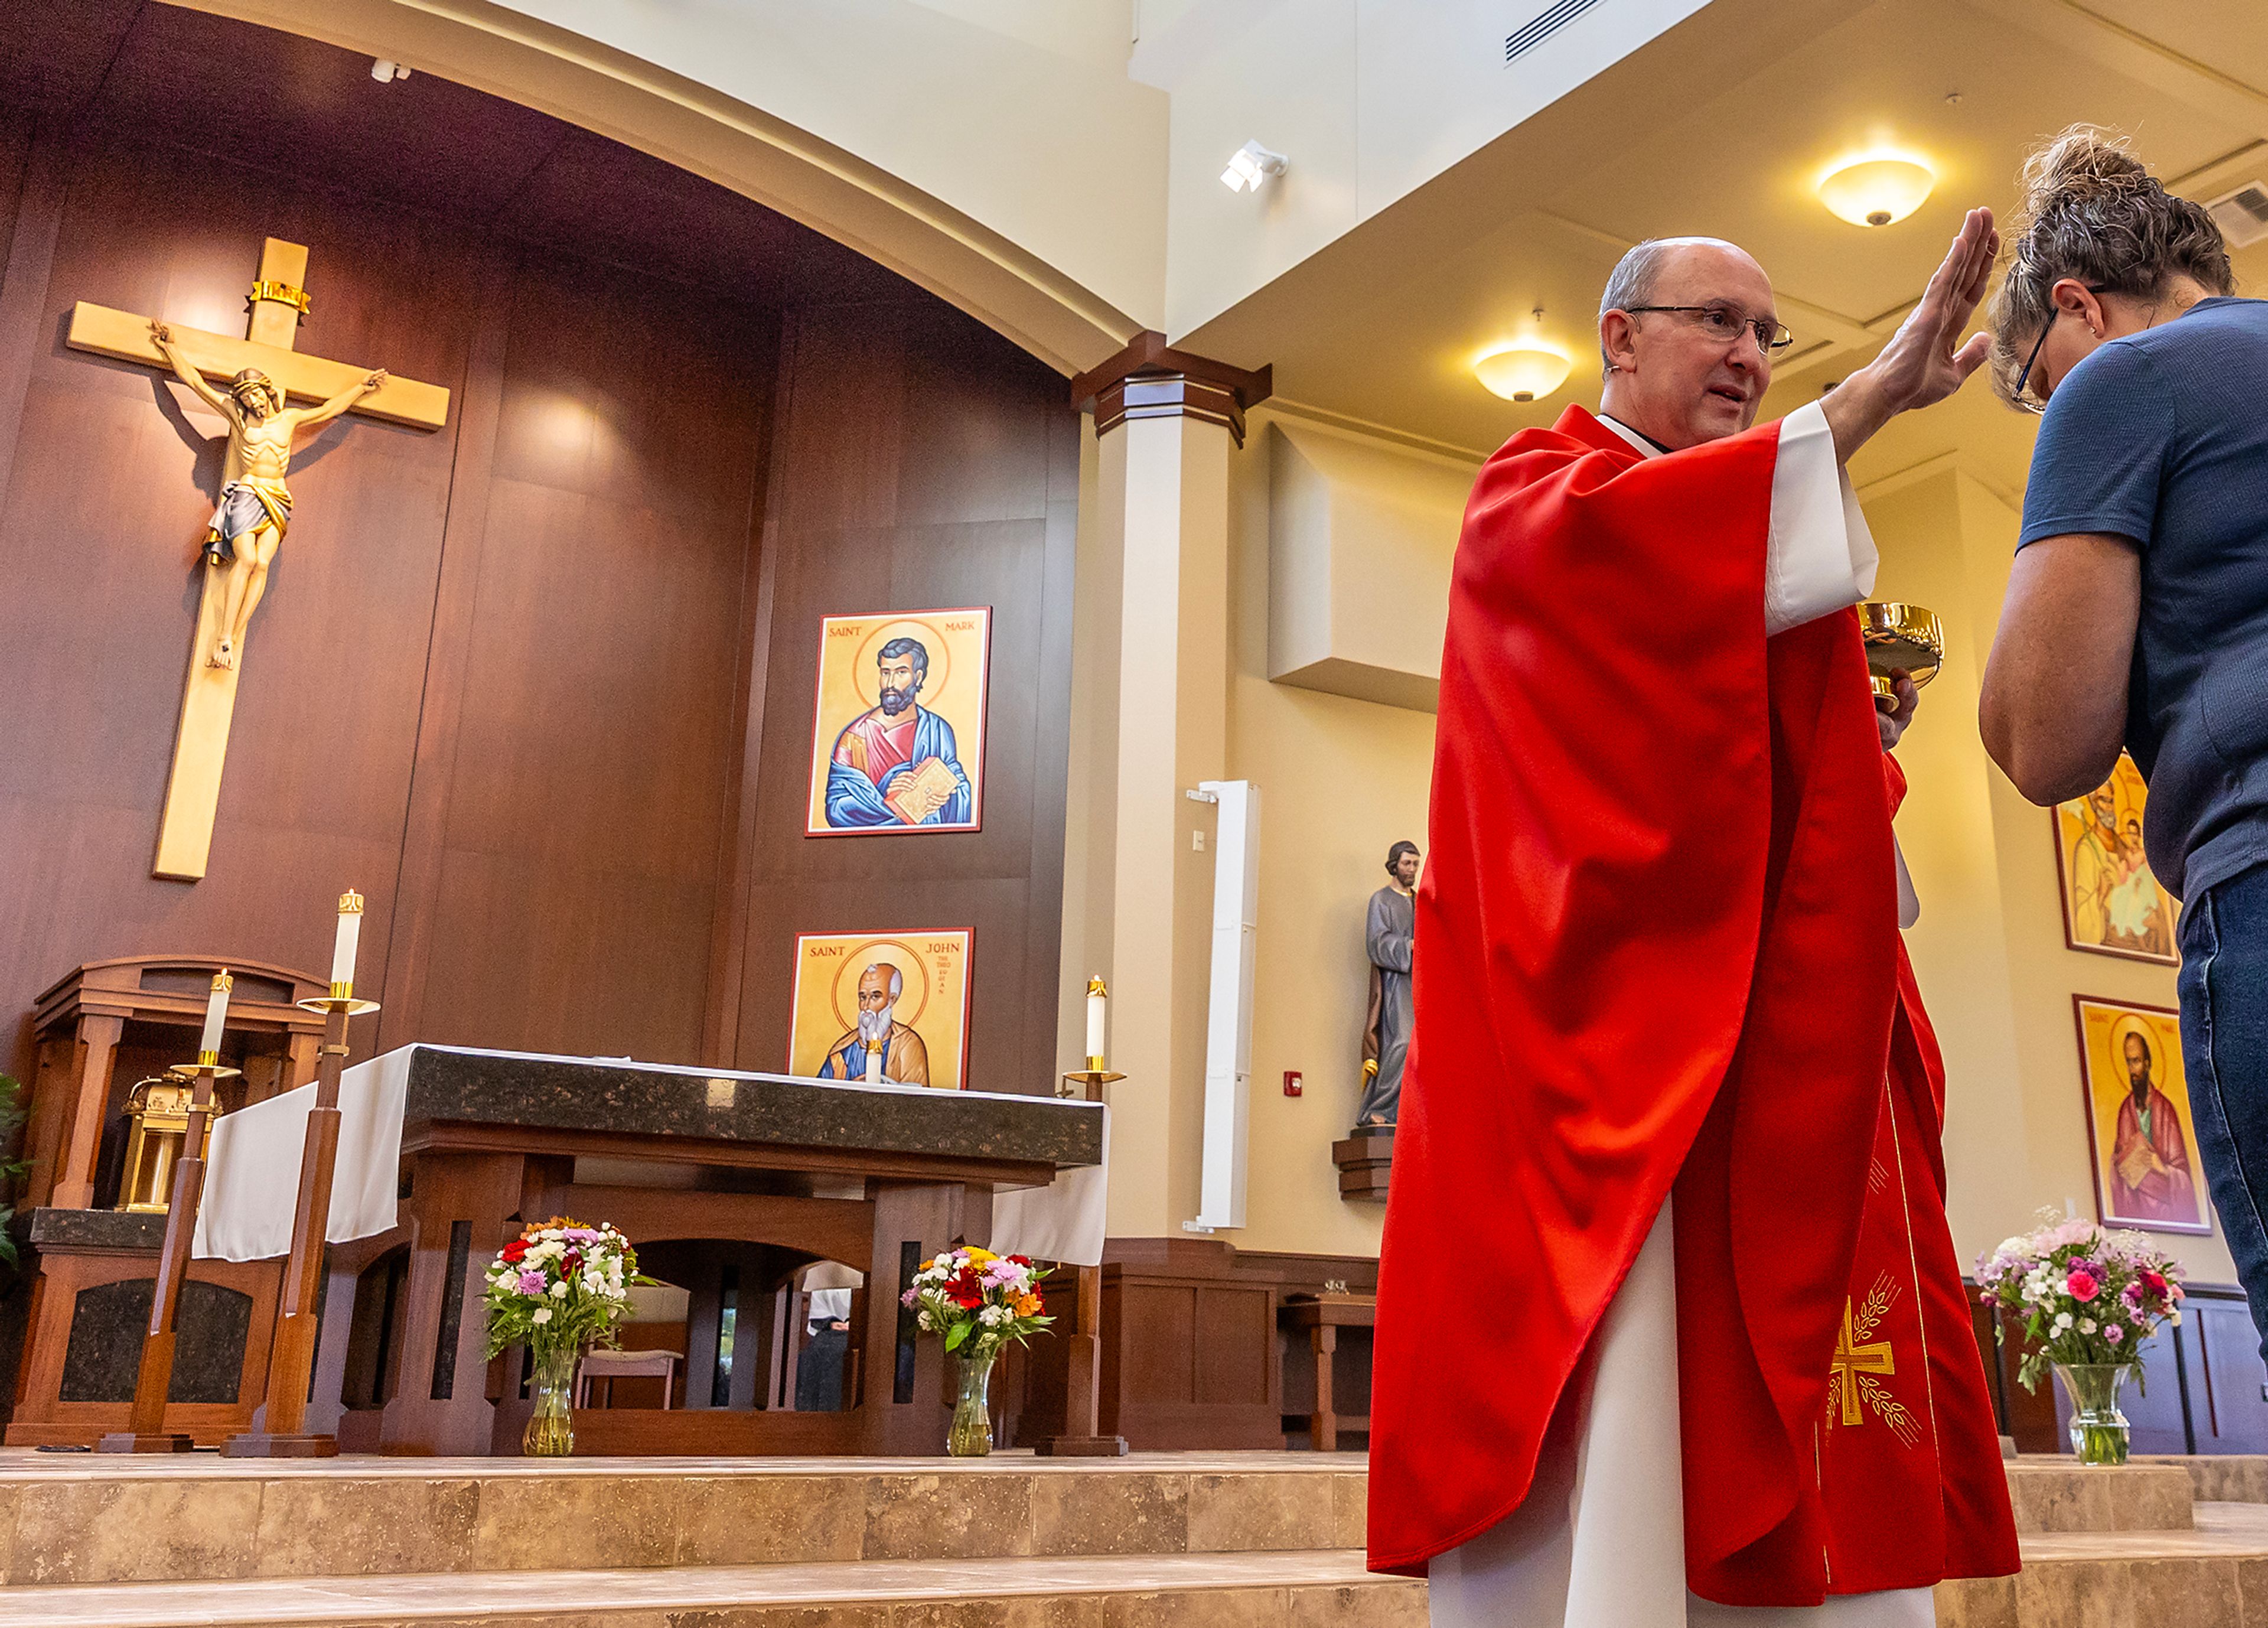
[1817,150,1935,227]
[371,58,412,83]
[1472,341,1572,403]
[1221,141,1289,194]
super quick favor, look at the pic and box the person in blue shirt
[1979,126,2267,1340]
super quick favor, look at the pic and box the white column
[1060,406,1233,1239]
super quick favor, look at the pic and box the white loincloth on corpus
[1424,406,1931,1628]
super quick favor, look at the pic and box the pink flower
[517,1269,546,1295]
[900,1289,918,1308]
[2103,1324,2124,1344]
[2067,1269,2101,1303]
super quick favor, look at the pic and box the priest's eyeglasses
[1622,304,1794,353]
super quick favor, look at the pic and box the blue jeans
[2180,862,2268,1360]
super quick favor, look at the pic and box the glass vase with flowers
[902,1247,1054,1456]
[1976,1214,2185,1465]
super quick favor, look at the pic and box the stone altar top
[396,1045,1104,1168]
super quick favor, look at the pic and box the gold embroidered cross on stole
[1829,1274,1922,1448]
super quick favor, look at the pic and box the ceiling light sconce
[1472,337,1572,404]
[1221,140,1289,194]
[371,58,412,83]
[1474,311,1571,403]
[1816,151,1935,227]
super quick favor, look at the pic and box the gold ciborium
[1857,601,1944,702]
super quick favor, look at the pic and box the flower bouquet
[901,1246,1054,1455]
[1975,1213,2185,1464]
[483,1216,651,1456]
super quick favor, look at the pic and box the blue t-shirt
[2019,296,2268,903]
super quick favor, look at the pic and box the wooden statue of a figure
[150,319,385,669]
[1355,840,1419,1129]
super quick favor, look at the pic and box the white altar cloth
[195,1043,1109,1265]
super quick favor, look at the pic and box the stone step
[0,1546,1423,1628]
[1937,1501,2268,1627]
[0,1452,1366,1587]
[0,1449,2235,1589]
[2003,1459,2195,1533]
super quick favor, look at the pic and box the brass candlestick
[1058,1057,1126,1100]
[227,892,378,1458]
[1039,1047,1127,1458]
[99,1004,240,1452]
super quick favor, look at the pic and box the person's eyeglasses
[2013,285,2110,414]
[1621,304,1794,353]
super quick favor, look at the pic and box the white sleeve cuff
[1765,399,1878,636]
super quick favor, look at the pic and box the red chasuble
[1368,406,2018,1605]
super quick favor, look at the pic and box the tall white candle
[1084,976,1108,1064]
[331,889,364,990]
[864,1043,882,1085]
[198,969,233,1059]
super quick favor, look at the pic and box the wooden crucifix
[66,238,449,882]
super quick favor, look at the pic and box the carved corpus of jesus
[150,318,384,668]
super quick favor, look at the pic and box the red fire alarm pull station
[1283,1070,1303,1097]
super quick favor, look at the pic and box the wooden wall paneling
[409,256,768,1063]
[0,127,70,578]
[0,115,33,295]
[0,12,1078,1131]
[1096,1239,1285,1449]
[700,314,787,1069]
[2193,1294,2268,1453]
[1021,408,1080,1087]
[0,137,474,1081]
[374,245,519,1051]
[2114,1319,2191,1454]
[0,2,144,118]
[1194,1284,1277,1406]
[735,301,1078,1092]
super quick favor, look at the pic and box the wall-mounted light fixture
[1221,141,1289,194]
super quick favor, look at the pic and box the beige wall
[1226,410,1445,1255]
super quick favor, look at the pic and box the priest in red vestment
[1371,214,2022,1624]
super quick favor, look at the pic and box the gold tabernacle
[1857,602,1944,701]
[116,1078,201,1213]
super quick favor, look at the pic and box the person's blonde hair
[1987,125,2234,404]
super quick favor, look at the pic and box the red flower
[501,1239,529,1264]
[952,1290,983,1310]
[1009,1255,1032,1267]
[2140,1269,2169,1298]
[562,1251,583,1276]
[2067,1269,2101,1303]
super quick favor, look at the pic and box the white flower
[917,1310,936,1332]
[2079,1318,2097,1334]
[979,1304,1008,1326]
[550,1280,569,1299]
[2054,1313,2074,1330]
[532,1307,552,1325]
[2172,1311,2184,1326]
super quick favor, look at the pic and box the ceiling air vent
[2207,181,2268,249]
[1505,0,1611,64]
